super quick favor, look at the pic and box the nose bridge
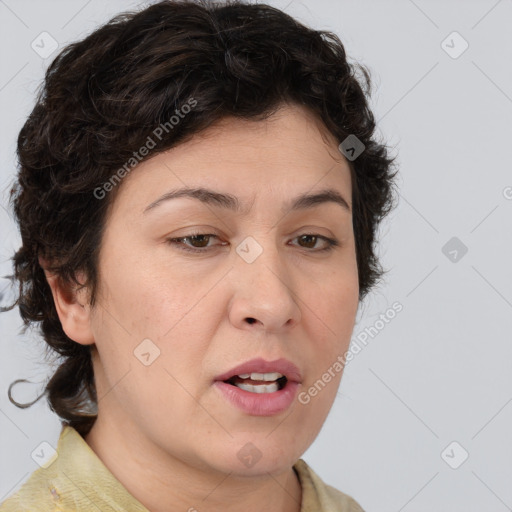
[235,229,286,286]
[229,231,301,330]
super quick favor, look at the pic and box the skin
[42,102,360,512]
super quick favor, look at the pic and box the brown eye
[166,233,338,254]
[185,234,212,248]
[295,234,338,252]
[298,234,319,249]
[166,233,223,253]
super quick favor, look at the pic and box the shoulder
[293,459,365,512]
[0,467,58,511]
[0,425,149,512]
[0,425,73,511]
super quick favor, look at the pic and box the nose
[227,237,302,333]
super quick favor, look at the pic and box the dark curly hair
[2,0,398,437]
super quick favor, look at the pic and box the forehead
[178,103,344,163]
[107,103,352,219]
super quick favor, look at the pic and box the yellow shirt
[0,424,365,512]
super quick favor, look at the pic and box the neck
[84,414,302,512]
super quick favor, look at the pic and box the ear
[38,255,95,346]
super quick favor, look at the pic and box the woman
[0,1,397,510]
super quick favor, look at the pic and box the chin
[202,437,302,477]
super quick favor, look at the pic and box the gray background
[1,1,511,510]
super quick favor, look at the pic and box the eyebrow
[142,187,351,216]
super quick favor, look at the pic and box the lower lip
[213,380,300,416]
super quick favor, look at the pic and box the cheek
[299,264,358,407]
[97,252,197,339]
[92,242,225,383]
[318,265,359,340]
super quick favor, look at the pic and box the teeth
[235,382,280,393]
[236,372,284,381]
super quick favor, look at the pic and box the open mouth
[214,362,301,415]
[224,372,288,393]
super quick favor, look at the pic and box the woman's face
[84,103,359,477]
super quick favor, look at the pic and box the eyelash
[165,232,340,254]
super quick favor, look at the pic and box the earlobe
[38,255,95,346]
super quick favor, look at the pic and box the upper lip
[215,357,302,383]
